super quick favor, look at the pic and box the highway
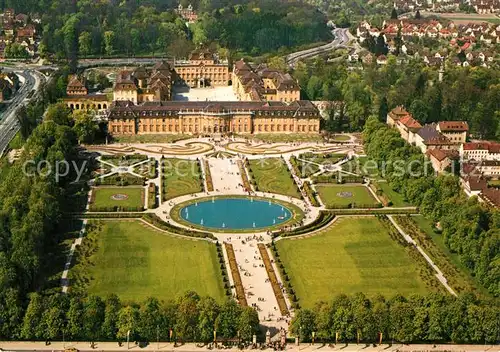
[285,26,352,66]
[0,68,45,157]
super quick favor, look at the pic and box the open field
[74,221,225,302]
[275,217,430,307]
[316,184,379,208]
[248,158,301,198]
[377,181,411,207]
[421,11,500,24]
[91,187,144,210]
[162,158,203,200]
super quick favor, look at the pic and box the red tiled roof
[399,115,422,129]
[427,148,459,162]
[463,142,500,153]
[438,121,469,132]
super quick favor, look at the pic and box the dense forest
[363,116,499,297]
[0,0,330,61]
[290,293,499,344]
[296,58,500,140]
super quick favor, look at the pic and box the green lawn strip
[248,158,301,198]
[330,134,350,141]
[170,195,305,233]
[111,134,191,144]
[275,217,431,308]
[132,158,157,179]
[69,220,225,302]
[341,156,379,177]
[250,134,323,143]
[411,215,491,298]
[161,158,203,200]
[91,187,144,211]
[101,154,148,167]
[376,181,411,207]
[315,184,380,208]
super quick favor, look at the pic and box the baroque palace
[65,49,320,136]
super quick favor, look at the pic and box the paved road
[285,27,351,66]
[0,341,498,352]
[0,68,45,157]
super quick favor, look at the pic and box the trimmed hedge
[225,243,248,306]
[302,181,320,207]
[148,182,158,209]
[204,159,214,192]
[272,211,335,238]
[142,213,216,240]
[95,173,145,186]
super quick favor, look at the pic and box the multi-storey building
[232,59,300,102]
[107,100,320,135]
[173,49,229,87]
[113,62,173,104]
[460,142,500,161]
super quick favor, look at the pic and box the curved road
[0,68,45,157]
[285,27,352,66]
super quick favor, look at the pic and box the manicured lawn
[330,134,350,142]
[488,179,500,187]
[91,187,144,210]
[81,221,225,302]
[248,158,301,198]
[377,181,410,207]
[276,217,430,307]
[162,158,203,200]
[101,154,148,167]
[316,184,379,208]
[341,156,379,177]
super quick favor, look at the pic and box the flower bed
[237,160,252,192]
[369,182,391,207]
[302,181,320,207]
[216,242,232,297]
[148,182,157,209]
[224,243,248,306]
[204,159,214,192]
[258,243,289,316]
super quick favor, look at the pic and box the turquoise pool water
[179,198,292,230]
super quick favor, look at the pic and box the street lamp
[127,330,131,350]
[157,325,160,351]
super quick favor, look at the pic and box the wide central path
[207,157,289,335]
[208,157,245,194]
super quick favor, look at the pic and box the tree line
[363,116,499,297]
[2,0,330,64]
[5,291,259,342]
[290,293,499,344]
[296,58,500,140]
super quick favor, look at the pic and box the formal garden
[69,220,226,302]
[247,158,302,198]
[315,184,380,208]
[161,158,204,200]
[90,187,145,211]
[274,217,437,308]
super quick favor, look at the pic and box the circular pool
[176,197,294,231]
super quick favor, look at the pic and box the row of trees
[290,293,499,344]
[296,57,500,140]
[363,116,499,296]
[8,291,259,342]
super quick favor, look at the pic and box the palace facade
[173,49,229,87]
[232,59,300,102]
[108,100,320,135]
